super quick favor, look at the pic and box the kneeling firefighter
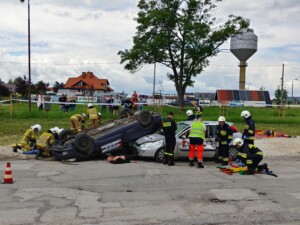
[35,127,59,158]
[233,138,268,174]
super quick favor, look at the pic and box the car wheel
[58,129,74,141]
[229,145,238,160]
[119,108,132,118]
[137,110,152,127]
[155,147,165,163]
[74,133,95,160]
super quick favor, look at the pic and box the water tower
[230,20,257,90]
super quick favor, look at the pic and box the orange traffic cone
[1,162,14,184]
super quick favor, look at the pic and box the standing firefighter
[241,110,255,144]
[35,127,59,158]
[87,103,99,128]
[216,116,233,166]
[12,124,42,152]
[192,101,203,119]
[70,113,87,133]
[188,118,206,168]
[233,138,268,175]
[162,112,177,166]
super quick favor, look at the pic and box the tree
[118,0,249,108]
[274,86,288,105]
[14,75,29,96]
[34,80,49,94]
[53,81,65,93]
[0,78,10,97]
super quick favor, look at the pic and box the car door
[175,127,191,158]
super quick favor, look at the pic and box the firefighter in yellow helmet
[35,127,59,159]
[70,113,87,133]
[87,103,99,128]
[12,124,42,152]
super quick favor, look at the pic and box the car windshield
[176,123,190,135]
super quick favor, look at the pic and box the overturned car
[51,111,162,161]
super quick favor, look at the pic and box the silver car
[133,121,242,162]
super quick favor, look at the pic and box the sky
[1,0,300,98]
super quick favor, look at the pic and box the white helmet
[97,112,101,117]
[126,95,131,99]
[50,127,60,134]
[241,110,251,118]
[81,113,87,118]
[58,128,64,134]
[233,138,244,146]
[31,124,42,132]
[186,110,193,116]
[88,103,93,108]
[218,116,226,122]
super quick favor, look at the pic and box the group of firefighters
[12,100,268,174]
[12,102,103,159]
[162,105,268,175]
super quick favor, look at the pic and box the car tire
[119,108,133,118]
[137,110,152,127]
[58,129,74,141]
[74,133,95,160]
[155,147,165,163]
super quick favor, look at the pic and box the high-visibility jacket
[189,121,205,140]
[37,132,55,149]
[20,128,36,144]
[87,107,98,120]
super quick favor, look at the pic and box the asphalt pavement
[0,156,300,225]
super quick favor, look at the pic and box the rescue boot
[163,156,168,165]
[258,163,269,173]
[189,160,194,167]
[168,156,175,166]
[197,162,204,169]
[221,161,228,166]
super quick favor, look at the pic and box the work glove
[242,135,247,140]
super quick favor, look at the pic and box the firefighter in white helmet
[87,103,99,128]
[122,95,134,110]
[233,138,268,175]
[240,110,255,145]
[186,110,195,121]
[12,124,42,152]
[216,116,233,166]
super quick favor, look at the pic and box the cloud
[0,0,300,98]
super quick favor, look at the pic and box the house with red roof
[58,71,113,97]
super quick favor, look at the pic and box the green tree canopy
[0,78,10,97]
[274,86,288,105]
[119,0,250,108]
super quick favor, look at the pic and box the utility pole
[279,63,285,117]
[153,62,156,104]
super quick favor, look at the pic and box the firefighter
[12,124,42,152]
[186,110,195,121]
[35,127,58,159]
[162,112,177,166]
[192,101,203,119]
[123,95,134,110]
[233,138,268,175]
[87,103,99,128]
[216,116,233,166]
[70,113,87,133]
[241,110,255,144]
[188,117,206,168]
